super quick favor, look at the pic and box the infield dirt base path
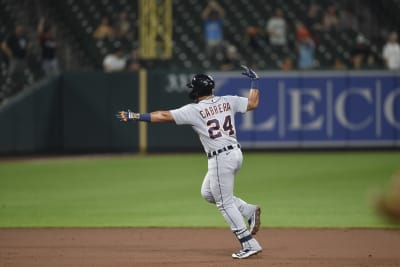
[1,228,400,267]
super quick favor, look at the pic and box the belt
[207,144,241,158]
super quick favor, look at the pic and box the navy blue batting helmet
[187,74,215,101]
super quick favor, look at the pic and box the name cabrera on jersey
[170,95,248,153]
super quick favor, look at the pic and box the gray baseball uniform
[170,95,261,250]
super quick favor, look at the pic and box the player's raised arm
[116,109,174,123]
[247,87,259,111]
[241,65,260,111]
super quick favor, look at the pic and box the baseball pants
[201,148,256,231]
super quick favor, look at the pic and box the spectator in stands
[382,32,400,70]
[115,11,133,41]
[266,8,287,53]
[202,0,225,62]
[0,30,5,63]
[126,48,142,71]
[304,3,323,36]
[295,22,315,69]
[333,57,347,70]
[279,56,294,71]
[351,34,372,69]
[220,44,240,70]
[103,43,127,72]
[1,25,30,91]
[38,17,59,76]
[338,7,358,32]
[93,17,115,40]
[245,26,261,50]
[297,37,316,70]
[295,21,311,42]
[321,5,338,32]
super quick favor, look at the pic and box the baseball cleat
[248,206,261,235]
[232,248,262,259]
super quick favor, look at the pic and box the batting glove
[241,65,259,89]
[241,65,259,80]
[116,109,140,122]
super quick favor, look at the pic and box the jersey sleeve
[228,95,248,114]
[170,104,196,125]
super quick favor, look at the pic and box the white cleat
[248,206,261,235]
[232,248,262,259]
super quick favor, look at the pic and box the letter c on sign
[384,89,400,128]
[335,88,373,130]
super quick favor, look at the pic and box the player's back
[170,95,248,152]
[190,95,248,152]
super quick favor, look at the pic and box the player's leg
[202,172,256,216]
[229,155,261,235]
[208,152,245,231]
[202,171,260,234]
[201,172,215,204]
[233,196,261,235]
[202,175,260,234]
[208,150,261,257]
[233,197,257,220]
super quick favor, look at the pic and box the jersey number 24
[207,115,235,139]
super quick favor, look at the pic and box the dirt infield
[1,228,400,267]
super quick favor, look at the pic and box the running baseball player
[116,66,262,259]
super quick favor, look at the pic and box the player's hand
[241,65,259,80]
[116,109,140,122]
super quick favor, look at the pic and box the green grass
[0,152,399,228]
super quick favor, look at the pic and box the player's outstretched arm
[149,111,174,122]
[116,110,174,123]
[241,65,260,111]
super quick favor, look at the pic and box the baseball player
[117,66,262,259]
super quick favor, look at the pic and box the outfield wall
[0,70,399,155]
[0,72,140,154]
[213,71,400,148]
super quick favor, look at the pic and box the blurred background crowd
[0,0,399,104]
